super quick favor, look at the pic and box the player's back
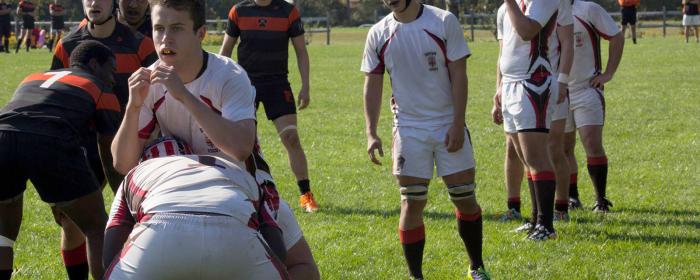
[0,68,121,142]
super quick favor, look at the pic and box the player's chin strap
[85,0,116,28]
[0,235,14,248]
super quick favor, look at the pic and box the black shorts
[82,131,106,186]
[621,6,637,25]
[22,16,35,29]
[254,82,296,120]
[0,131,100,204]
[0,22,10,37]
[52,20,64,31]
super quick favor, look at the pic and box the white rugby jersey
[570,0,620,89]
[548,0,574,73]
[138,51,256,159]
[497,0,559,83]
[107,155,260,229]
[361,5,471,128]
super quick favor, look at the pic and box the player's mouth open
[161,48,176,56]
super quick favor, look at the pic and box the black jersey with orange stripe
[51,22,158,109]
[0,68,122,142]
[226,0,304,85]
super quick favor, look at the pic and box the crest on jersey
[258,18,268,28]
[574,32,584,48]
[424,52,438,71]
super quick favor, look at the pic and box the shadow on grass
[581,228,700,245]
[566,209,700,229]
[615,206,700,217]
[322,205,500,221]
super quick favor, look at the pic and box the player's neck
[174,49,205,84]
[393,2,421,23]
[254,0,272,7]
[88,17,116,39]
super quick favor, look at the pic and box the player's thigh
[257,83,296,121]
[517,132,551,168]
[503,80,554,133]
[235,233,288,280]
[571,87,605,129]
[434,126,475,179]
[392,126,434,180]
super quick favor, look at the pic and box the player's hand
[127,67,151,109]
[590,72,612,89]
[367,135,384,165]
[557,82,568,104]
[492,91,503,125]
[150,63,188,102]
[297,85,310,110]
[444,124,464,153]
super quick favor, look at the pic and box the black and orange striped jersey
[0,68,122,141]
[226,0,305,85]
[51,22,158,109]
[49,3,64,24]
[18,0,34,13]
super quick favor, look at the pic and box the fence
[460,8,684,41]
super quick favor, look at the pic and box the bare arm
[556,24,574,103]
[291,35,310,109]
[218,34,238,58]
[285,237,320,280]
[103,225,132,269]
[504,0,543,41]
[111,105,148,174]
[98,134,124,192]
[363,73,384,165]
[492,40,504,125]
[591,31,625,88]
[444,56,467,152]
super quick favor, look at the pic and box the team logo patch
[283,90,293,103]
[424,51,438,71]
[574,32,584,48]
[258,18,268,28]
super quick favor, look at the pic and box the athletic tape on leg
[0,235,14,248]
[399,185,428,201]
[278,125,297,136]
[447,183,476,201]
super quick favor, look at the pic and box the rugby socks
[399,225,425,279]
[14,39,20,53]
[507,197,521,213]
[297,179,310,195]
[569,173,579,199]
[0,270,11,280]
[532,172,556,231]
[526,172,537,224]
[587,156,608,202]
[61,242,88,280]
[555,200,569,213]
[457,210,484,270]
[3,38,8,53]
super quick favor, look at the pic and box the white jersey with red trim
[360,4,471,128]
[497,0,559,83]
[106,155,260,230]
[138,51,256,160]
[570,0,620,89]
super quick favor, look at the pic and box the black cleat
[592,198,613,213]
[569,197,584,210]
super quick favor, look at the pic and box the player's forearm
[285,238,320,280]
[111,106,144,174]
[219,35,236,57]
[505,0,542,40]
[363,75,383,137]
[296,48,310,90]
[103,226,133,269]
[180,92,255,161]
[496,41,503,95]
[557,25,574,75]
[98,134,125,189]
[448,58,468,125]
[604,33,625,77]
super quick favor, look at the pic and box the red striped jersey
[0,68,121,141]
[226,0,305,85]
[570,0,620,89]
[49,3,64,22]
[18,0,34,13]
[50,22,158,109]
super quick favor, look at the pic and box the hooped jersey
[18,0,34,13]
[497,0,559,84]
[570,0,620,89]
[361,4,471,128]
[49,3,64,22]
[0,68,121,141]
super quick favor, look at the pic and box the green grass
[1,29,699,279]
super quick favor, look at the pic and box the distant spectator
[683,0,699,43]
[618,0,639,44]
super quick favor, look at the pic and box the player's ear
[196,25,206,41]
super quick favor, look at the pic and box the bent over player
[0,41,120,280]
[564,0,624,212]
[362,1,488,279]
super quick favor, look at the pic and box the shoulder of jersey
[209,52,248,77]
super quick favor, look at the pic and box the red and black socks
[457,210,484,270]
[532,172,556,231]
[569,173,579,199]
[61,242,88,280]
[507,197,521,213]
[526,172,537,225]
[587,157,608,202]
[399,226,425,279]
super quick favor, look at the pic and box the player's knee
[279,126,301,148]
[447,182,476,202]
[399,184,428,202]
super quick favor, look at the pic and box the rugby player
[111,0,319,278]
[118,0,152,38]
[47,0,66,52]
[220,0,318,213]
[362,0,489,279]
[493,0,561,240]
[14,0,35,53]
[494,0,574,223]
[0,0,11,53]
[0,40,120,280]
[683,0,699,43]
[619,0,638,44]
[564,0,624,213]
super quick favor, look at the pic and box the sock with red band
[555,200,569,213]
[61,242,88,280]
[457,210,484,270]
[569,173,579,199]
[526,172,537,224]
[399,225,425,279]
[507,197,521,213]
[587,156,609,201]
[532,172,556,230]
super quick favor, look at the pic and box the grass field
[0,28,699,279]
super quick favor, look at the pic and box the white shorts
[683,15,700,26]
[501,78,557,133]
[392,125,475,179]
[105,213,287,280]
[552,93,570,121]
[565,87,605,133]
